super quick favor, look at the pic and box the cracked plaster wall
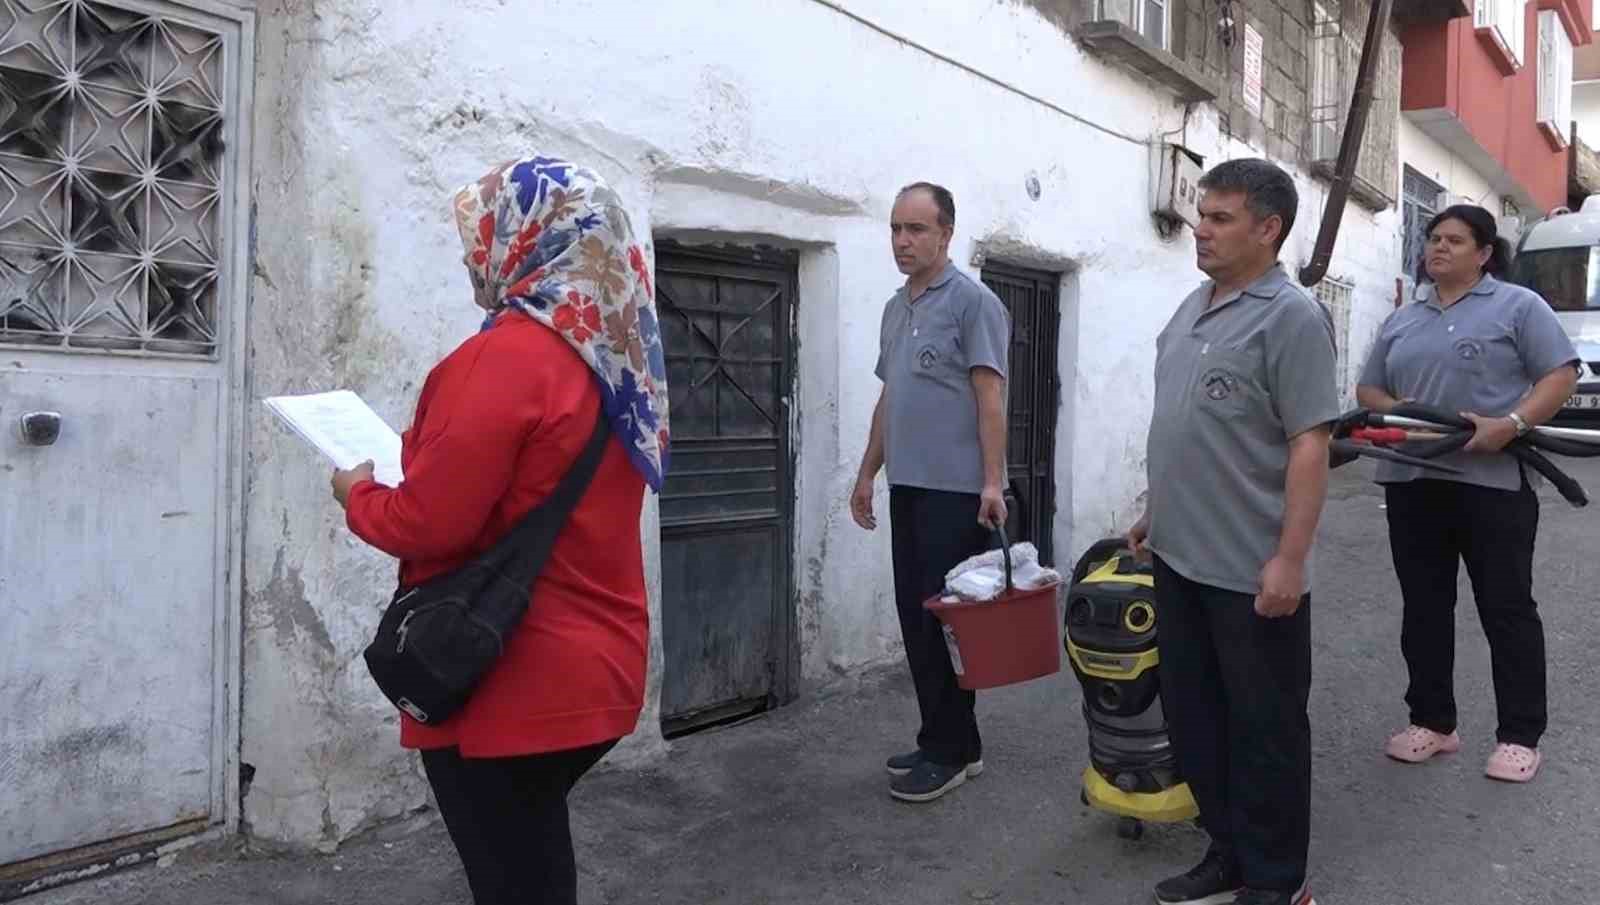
[238,0,1401,847]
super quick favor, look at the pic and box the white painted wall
[1575,81,1600,148]
[1400,116,1500,207]
[240,0,1401,847]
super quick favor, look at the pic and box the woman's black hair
[1424,204,1512,276]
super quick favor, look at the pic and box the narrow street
[29,459,1600,905]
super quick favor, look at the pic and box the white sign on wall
[1243,24,1264,116]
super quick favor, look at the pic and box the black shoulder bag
[363,408,610,724]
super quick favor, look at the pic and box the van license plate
[1567,393,1600,411]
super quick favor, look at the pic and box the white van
[1509,196,1600,424]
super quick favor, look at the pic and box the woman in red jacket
[331,156,670,905]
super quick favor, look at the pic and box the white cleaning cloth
[942,543,1061,602]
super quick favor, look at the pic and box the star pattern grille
[0,0,226,355]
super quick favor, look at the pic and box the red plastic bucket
[923,533,1062,690]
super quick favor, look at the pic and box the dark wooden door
[980,264,1061,566]
[654,242,796,736]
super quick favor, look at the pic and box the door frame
[0,0,255,891]
[215,0,255,845]
[652,239,801,730]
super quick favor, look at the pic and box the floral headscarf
[453,157,670,491]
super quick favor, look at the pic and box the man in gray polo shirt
[1127,159,1339,905]
[851,182,1011,804]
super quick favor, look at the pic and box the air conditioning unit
[1155,144,1205,228]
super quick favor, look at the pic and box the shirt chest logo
[918,345,939,369]
[1453,337,1484,361]
[1201,368,1239,401]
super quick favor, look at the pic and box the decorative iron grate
[0,0,227,356]
[1401,165,1444,283]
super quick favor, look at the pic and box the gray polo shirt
[874,261,1011,494]
[1358,274,1580,491]
[1146,265,1341,595]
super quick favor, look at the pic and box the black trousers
[1154,557,1312,893]
[421,739,618,905]
[1385,477,1546,747]
[889,486,993,766]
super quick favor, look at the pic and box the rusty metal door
[980,264,1060,566]
[0,0,251,883]
[653,242,796,736]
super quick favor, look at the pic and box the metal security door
[654,242,795,736]
[0,0,250,883]
[980,264,1060,566]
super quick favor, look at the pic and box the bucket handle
[994,524,1013,593]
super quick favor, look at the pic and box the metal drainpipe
[1298,0,1396,287]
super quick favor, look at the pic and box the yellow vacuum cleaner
[1065,539,1198,840]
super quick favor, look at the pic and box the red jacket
[346,313,648,756]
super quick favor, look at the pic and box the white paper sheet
[263,390,404,487]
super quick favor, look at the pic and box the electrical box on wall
[1156,144,1205,228]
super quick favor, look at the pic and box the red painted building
[1402,0,1592,214]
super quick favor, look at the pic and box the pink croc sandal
[1485,743,1541,783]
[1385,725,1461,763]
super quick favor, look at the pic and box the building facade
[1400,0,1592,248]
[3,0,1438,879]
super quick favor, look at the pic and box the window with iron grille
[1309,276,1354,405]
[1097,0,1169,49]
[1308,2,1401,209]
[1476,0,1527,67]
[0,0,232,357]
[1537,10,1574,147]
[1402,166,1444,284]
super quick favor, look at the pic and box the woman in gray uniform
[1357,205,1579,783]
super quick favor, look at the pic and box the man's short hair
[1198,159,1298,251]
[896,182,956,229]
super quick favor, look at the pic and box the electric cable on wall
[808,0,1152,148]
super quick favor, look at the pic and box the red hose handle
[1351,427,1408,444]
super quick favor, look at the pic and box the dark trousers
[421,739,618,905]
[1154,557,1312,893]
[1385,477,1546,747]
[889,486,992,766]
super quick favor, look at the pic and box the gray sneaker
[889,760,969,803]
[1153,849,1242,905]
[885,750,923,777]
[885,750,984,778]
